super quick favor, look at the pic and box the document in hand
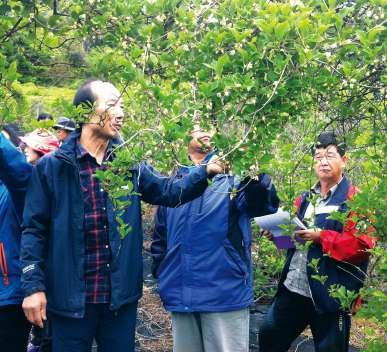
[254,209,307,249]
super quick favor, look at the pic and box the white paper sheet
[255,209,306,235]
[254,209,307,249]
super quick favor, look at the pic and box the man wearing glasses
[259,132,375,352]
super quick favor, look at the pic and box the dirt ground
[136,286,173,352]
[136,283,385,352]
[136,283,387,352]
[137,208,384,351]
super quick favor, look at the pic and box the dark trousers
[0,304,31,352]
[50,302,138,352]
[259,287,351,352]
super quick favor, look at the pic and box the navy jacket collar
[326,175,350,205]
[299,175,351,218]
[54,128,120,165]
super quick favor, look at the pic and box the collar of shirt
[76,139,114,163]
[311,175,343,202]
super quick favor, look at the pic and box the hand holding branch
[206,154,229,175]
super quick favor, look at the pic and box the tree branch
[0,18,32,44]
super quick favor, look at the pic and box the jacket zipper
[182,201,194,309]
[0,242,9,286]
[224,244,247,280]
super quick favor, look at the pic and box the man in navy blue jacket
[151,128,280,352]
[21,79,225,352]
[259,132,375,352]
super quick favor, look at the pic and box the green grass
[16,82,75,113]
[12,82,76,130]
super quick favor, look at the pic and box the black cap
[312,131,346,156]
[53,117,76,132]
[37,112,53,121]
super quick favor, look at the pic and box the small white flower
[245,62,253,70]
[206,14,218,24]
[290,0,303,6]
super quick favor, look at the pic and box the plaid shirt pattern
[76,142,111,304]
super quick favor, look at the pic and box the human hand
[260,230,273,241]
[206,154,228,175]
[22,291,47,327]
[295,229,321,242]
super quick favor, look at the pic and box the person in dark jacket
[20,79,225,352]
[0,127,59,352]
[0,127,32,352]
[151,127,280,352]
[259,132,375,352]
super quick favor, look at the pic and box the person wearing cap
[20,79,226,352]
[259,132,376,352]
[151,127,280,352]
[53,117,76,143]
[20,129,60,164]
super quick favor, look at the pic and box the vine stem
[215,63,288,162]
[106,127,163,161]
[105,63,287,194]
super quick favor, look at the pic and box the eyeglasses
[313,152,340,162]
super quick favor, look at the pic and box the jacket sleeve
[137,161,209,207]
[319,215,376,264]
[20,161,51,296]
[236,173,280,217]
[0,132,32,216]
[150,206,168,279]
